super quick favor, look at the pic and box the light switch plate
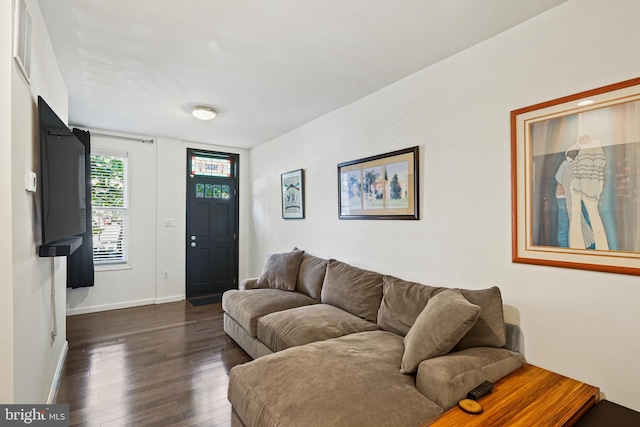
[25,171,37,192]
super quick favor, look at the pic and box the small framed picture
[281,169,305,219]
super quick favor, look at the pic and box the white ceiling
[38,0,566,149]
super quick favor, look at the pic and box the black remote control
[467,380,494,400]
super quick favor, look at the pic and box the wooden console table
[422,364,599,427]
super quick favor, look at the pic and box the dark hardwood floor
[55,301,251,426]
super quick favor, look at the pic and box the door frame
[185,148,240,297]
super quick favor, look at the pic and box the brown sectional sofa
[223,250,525,427]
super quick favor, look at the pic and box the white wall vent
[13,0,32,83]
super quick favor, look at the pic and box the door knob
[191,242,197,248]
[191,235,196,240]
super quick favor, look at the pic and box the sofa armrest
[415,347,525,410]
[239,278,259,290]
[505,322,524,354]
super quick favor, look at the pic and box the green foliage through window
[92,156,125,207]
[91,153,128,264]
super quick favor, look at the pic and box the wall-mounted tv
[38,96,86,255]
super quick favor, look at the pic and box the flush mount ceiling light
[191,106,217,120]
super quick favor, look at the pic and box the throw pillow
[255,250,305,291]
[400,289,480,374]
[452,286,506,351]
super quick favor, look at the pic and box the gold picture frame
[511,77,640,275]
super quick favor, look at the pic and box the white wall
[66,133,158,313]
[3,0,70,403]
[155,137,184,304]
[249,0,640,411]
[0,0,15,404]
[67,135,250,314]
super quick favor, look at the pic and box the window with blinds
[91,150,128,265]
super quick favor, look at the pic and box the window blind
[91,150,128,265]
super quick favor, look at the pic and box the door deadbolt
[191,242,197,248]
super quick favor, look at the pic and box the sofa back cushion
[377,276,507,350]
[320,260,383,322]
[452,286,506,350]
[377,276,445,336]
[296,252,328,301]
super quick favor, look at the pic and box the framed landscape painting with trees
[338,146,419,220]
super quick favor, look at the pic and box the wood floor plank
[55,301,251,426]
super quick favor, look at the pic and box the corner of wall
[0,0,15,404]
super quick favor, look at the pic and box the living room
[2,0,640,422]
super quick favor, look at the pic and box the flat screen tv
[38,96,86,249]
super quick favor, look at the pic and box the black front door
[186,149,239,299]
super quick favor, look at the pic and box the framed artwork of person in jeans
[511,76,640,276]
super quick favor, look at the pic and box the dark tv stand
[39,236,83,257]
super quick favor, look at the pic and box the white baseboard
[66,296,186,316]
[66,298,156,316]
[47,340,68,404]
[155,294,185,305]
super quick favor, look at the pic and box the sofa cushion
[228,331,443,427]
[257,304,380,352]
[296,252,328,301]
[452,286,507,350]
[256,250,305,291]
[320,260,383,322]
[223,313,274,359]
[377,276,507,350]
[400,290,480,374]
[377,275,446,336]
[416,347,526,410]
[222,289,318,336]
